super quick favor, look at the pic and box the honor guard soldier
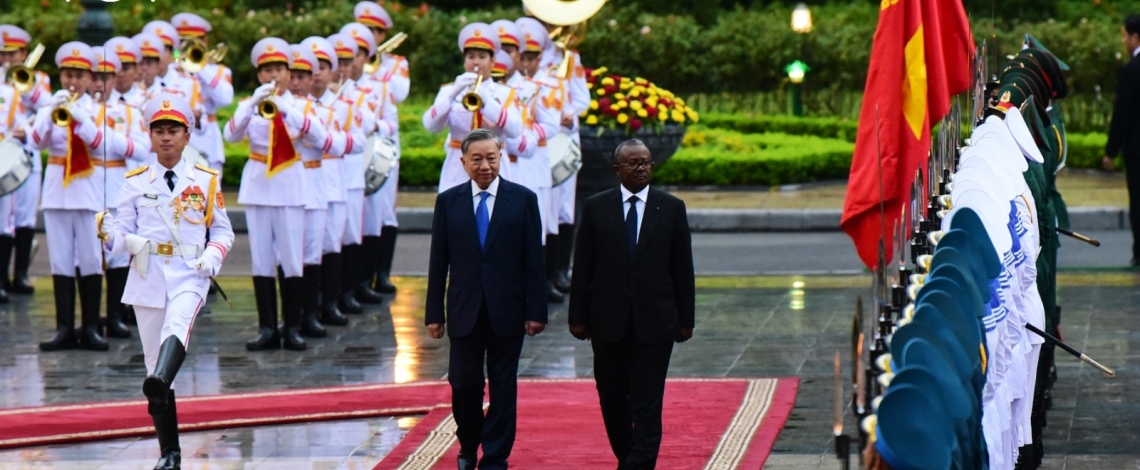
[304,35,361,326]
[341,22,401,304]
[171,13,234,176]
[132,33,189,109]
[0,56,28,302]
[0,25,50,295]
[354,3,409,297]
[100,93,234,470]
[225,37,328,351]
[536,16,590,295]
[104,37,147,108]
[91,46,153,339]
[355,1,410,104]
[31,42,113,351]
[423,22,523,193]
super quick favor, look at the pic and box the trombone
[52,87,81,127]
[363,32,408,75]
[461,67,485,112]
[178,39,229,75]
[257,81,278,119]
[4,44,46,95]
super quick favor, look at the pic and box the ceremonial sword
[1025,323,1115,377]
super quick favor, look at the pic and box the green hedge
[652,129,854,186]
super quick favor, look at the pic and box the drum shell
[547,134,582,187]
[0,141,33,198]
[364,136,399,196]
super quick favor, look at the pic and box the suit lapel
[609,188,633,258]
[481,181,511,255]
[632,189,661,262]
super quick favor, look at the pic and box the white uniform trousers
[376,165,399,228]
[343,189,364,246]
[303,209,326,266]
[245,205,305,277]
[43,209,102,276]
[13,171,40,229]
[553,172,577,225]
[363,191,385,237]
[135,291,204,378]
[105,208,129,268]
[324,202,347,254]
[0,194,14,237]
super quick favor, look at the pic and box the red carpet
[376,378,799,470]
[0,382,450,449]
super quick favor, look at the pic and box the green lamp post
[77,0,114,46]
[785,60,809,117]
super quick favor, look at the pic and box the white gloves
[196,246,223,278]
[66,99,92,125]
[251,83,275,105]
[50,89,72,107]
[96,211,114,242]
[450,72,478,99]
[274,99,308,130]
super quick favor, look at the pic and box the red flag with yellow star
[840,0,973,270]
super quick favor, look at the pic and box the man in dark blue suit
[426,129,548,470]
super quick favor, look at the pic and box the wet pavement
[0,271,1135,469]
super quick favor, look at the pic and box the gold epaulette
[126,166,148,178]
[195,163,218,175]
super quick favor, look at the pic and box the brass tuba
[4,44,46,95]
[522,0,604,78]
[461,68,485,112]
[363,32,408,75]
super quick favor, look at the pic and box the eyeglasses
[615,161,653,170]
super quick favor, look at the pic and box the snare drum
[0,140,33,197]
[548,133,582,187]
[364,135,399,196]
[181,145,210,169]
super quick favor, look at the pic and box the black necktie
[164,170,175,191]
[626,195,639,256]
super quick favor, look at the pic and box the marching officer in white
[225,37,327,351]
[104,37,147,108]
[100,93,234,470]
[0,25,50,295]
[307,35,362,325]
[91,46,153,338]
[423,22,523,192]
[355,2,409,297]
[30,42,120,351]
[171,12,234,176]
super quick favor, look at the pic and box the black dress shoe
[283,327,307,351]
[339,291,363,314]
[457,453,476,470]
[546,281,565,303]
[554,271,572,293]
[246,277,281,351]
[300,312,328,338]
[40,275,78,351]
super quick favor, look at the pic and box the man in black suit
[426,129,548,470]
[1105,14,1140,266]
[568,139,696,469]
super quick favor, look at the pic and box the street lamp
[77,0,114,46]
[791,3,813,34]
[785,60,809,116]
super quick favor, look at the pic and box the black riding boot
[373,226,398,294]
[104,267,132,338]
[300,265,327,338]
[0,234,13,294]
[245,276,281,351]
[150,389,181,470]
[77,274,108,351]
[320,253,349,325]
[10,227,34,294]
[39,275,77,351]
[143,336,186,413]
[545,236,564,303]
[281,276,307,350]
[356,237,383,304]
[555,223,575,292]
[339,245,363,313]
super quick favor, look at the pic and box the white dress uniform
[172,13,234,176]
[334,28,379,251]
[226,38,327,352]
[0,81,27,239]
[1,26,48,254]
[355,2,411,104]
[502,71,560,239]
[540,43,589,226]
[422,23,523,193]
[102,92,233,469]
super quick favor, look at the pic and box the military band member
[423,22,523,193]
[104,37,146,108]
[100,93,234,470]
[0,62,28,302]
[91,45,153,339]
[305,35,361,325]
[354,3,409,296]
[536,16,590,295]
[225,38,327,351]
[30,43,117,351]
[171,13,234,176]
[0,25,49,295]
[133,33,188,106]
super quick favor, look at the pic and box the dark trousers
[1127,156,1140,261]
[591,320,674,470]
[448,301,524,470]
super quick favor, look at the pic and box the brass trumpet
[52,88,82,127]
[4,44,46,95]
[363,32,408,75]
[461,68,485,112]
[178,39,229,75]
[257,81,278,119]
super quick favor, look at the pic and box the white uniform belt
[148,243,204,257]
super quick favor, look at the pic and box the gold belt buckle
[156,243,175,256]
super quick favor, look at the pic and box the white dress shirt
[472,176,501,219]
[621,184,649,244]
[159,158,182,191]
[1133,45,1140,57]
